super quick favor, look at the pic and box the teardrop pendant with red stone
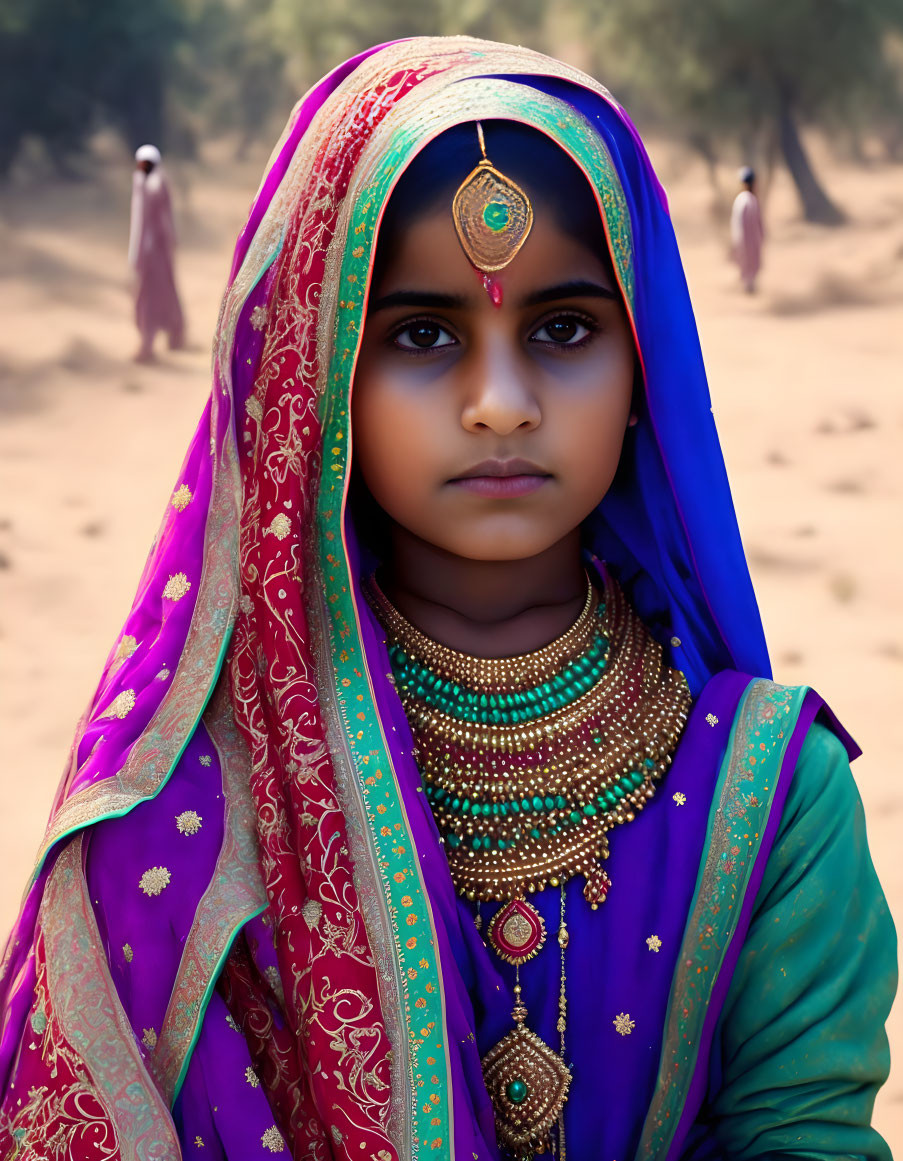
[487,898,546,965]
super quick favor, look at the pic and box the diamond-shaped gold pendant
[482,1022,571,1155]
[452,160,534,273]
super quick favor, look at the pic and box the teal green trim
[170,899,268,1105]
[244,232,284,296]
[635,679,811,1161]
[30,623,235,884]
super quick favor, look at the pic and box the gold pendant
[452,123,534,273]
[481,985,570,1158]
[487,898,546,965]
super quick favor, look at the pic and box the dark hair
[372,120,616,288]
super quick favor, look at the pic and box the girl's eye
[394,321,457,350]
[531,316,594,346]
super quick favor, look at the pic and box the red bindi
[481,272,504,308]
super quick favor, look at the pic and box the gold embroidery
[123,943,134,962]
[114,635,138,661]
[171,485,193,511]
[613,1013,635,1036]
[225,1013,240,1032]
[261,1126,286,1153]
[199,754,212,767]
[246,395,263,423]
[194,1136,205,1147]
[141,1027,158,1049]
[156,667,171,680]
[139,867,171,896]
[670,636,681,648]
[672,793,687,806]
[100,688,136,719]
[162,572,191,601]
[245,1065,260,1087]
[264,964,280,990]
[267,512,291,540]
[176,811,203,836]
[646,935,662,953]
[705,713,719,727]
[250,305,268,331]
[302,899,322,928]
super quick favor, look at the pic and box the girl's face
[352,197,636,563]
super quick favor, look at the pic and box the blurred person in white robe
[128,144,185,362]
[731,166,765,294]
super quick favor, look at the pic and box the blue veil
[502,76,771,694]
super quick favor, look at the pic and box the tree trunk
[777,96,844,225]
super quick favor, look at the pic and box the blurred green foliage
[586,0,903,221]
[1,0,902,220]
[0,0,183,173]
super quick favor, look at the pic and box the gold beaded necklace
[368,572,691,1159]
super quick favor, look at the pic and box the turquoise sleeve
[687,722,897,1161]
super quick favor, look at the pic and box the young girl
[0,37,894,1161]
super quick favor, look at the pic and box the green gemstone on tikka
[532,796,543,811]
[583,803,597,816]
[446,833,461,848]
[569,810,582,824]
[544,796,554,811]
[483,201,510,232]
[555,795,567,810]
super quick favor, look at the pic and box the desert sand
[1,131,901,1148]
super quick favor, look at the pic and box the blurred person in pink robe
[128,144,185,362]
[731,166,765,293]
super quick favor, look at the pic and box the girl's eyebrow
[367,290,467,313]
[367,280,617,315]
[522,280,617,306]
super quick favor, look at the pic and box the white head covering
[135,144,162,165]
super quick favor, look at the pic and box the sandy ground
[1,132,901,1148]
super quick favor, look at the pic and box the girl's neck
[379,527,587,658]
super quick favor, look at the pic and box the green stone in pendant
[506,1078,528,1104]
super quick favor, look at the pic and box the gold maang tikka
[452,122,534,273]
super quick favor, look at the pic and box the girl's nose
[460,339,541,435]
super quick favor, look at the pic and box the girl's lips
[449,474,550,498]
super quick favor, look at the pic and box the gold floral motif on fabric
[101,689,136,719]
[162,573,191,601]
[138,866,171,896]
[171,485,193,511]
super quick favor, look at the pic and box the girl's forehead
[369,202,619,308]
[373,198,616,294]
[372,126,616,294]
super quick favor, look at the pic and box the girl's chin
[428,530,569,564]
